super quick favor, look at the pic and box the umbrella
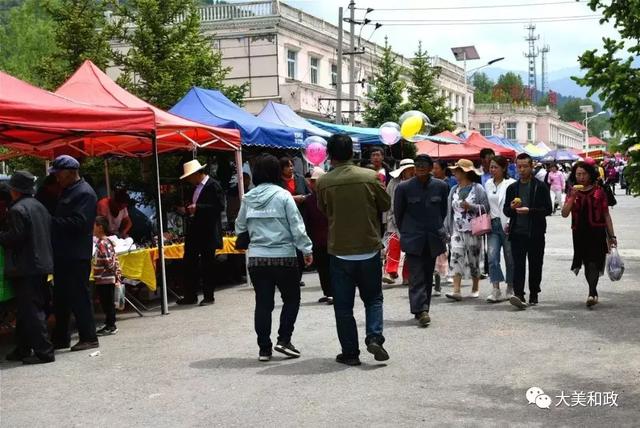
[541,149,580,163]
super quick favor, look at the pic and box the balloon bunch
[378,111,432,146]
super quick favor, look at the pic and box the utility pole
[348,0,356,126]
[336,6,344,124]
[524,24,539,103]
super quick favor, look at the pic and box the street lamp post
[581,105,606,157]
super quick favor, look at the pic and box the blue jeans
[329,253,384,357]
[487,218,514,285]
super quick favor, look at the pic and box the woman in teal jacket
[236,154,313,362]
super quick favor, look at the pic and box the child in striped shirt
[93,216,122,336]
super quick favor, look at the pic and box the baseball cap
[48,155,80,174]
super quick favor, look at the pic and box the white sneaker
[470,290,480,298]
[433,289,442,297]
[446,276,454,284]
[505,285,514,299]
[382,274,396,285]
[486,289,502,303]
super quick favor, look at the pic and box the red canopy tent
[415,139,481,160]
[0,71,156,159]
[435,130,464,143]
[464,132,516,158]
[55,61,241,154]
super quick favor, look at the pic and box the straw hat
[448,159,481,176]
[389,158,415,178]
[180,159,207,180]
[310,167,326,180]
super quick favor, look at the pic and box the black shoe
[22,354,55,365]
[318,296,329,303]
[326,297,334,305]
[96,325,118,336]
[417,311,431,327]
[176,297,198,305]
[509,295,527,310]
[6,348,31,361]
[299,281,306,287]
[258,349,272,362]
[274,341,300,358]
[70,340,99,352]
[529,294,538,306]
[336,353,361,366]
[199,298,215,306]
[366,341,390,361]
[53,342,70,350]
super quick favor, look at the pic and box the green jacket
[316,162,391,256]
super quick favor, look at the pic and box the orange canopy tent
[464,132,516,158]
[55,61,241,155]
[434,130,464,143]
[415,139,481,160]
[0,71,156,159]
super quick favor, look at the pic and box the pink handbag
[471,205,491,236]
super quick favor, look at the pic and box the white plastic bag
[606,247,625,282]
[114,283,126,310]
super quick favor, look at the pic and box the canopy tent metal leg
[104,158,111,197]
[234,150,250,287]
[151,133,169,315]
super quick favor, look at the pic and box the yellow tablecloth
[118,237,243,291]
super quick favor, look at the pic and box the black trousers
[585,262,601,297]
[510,234,545,299]
[13,275,54,358]
[53,259,97,344]
[296,250,305,283]
[96,284,116,328]
[313,246,332,297]
[406,246,436,314]
[249,265,301,350]
[182,242,218,301]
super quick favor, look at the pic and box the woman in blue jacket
[236,154,313,362]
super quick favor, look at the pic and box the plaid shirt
[93,237,122,285]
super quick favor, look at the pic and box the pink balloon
[305,142,327,166]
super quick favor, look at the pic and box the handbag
[471,205,491,236]
[235,231,250,250]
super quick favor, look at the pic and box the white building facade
[191,0,472,126]
[469,103,585,150]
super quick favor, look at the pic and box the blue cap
[48,155,80,174]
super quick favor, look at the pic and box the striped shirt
[93,237,122,285]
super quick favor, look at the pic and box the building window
[331,64,337,86]
[479,123,492,136]
[287,49,297,79]
[527,122,534,141]
[310,57,319,84]
[506,122,517,140]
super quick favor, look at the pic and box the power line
[379,16,602,26]
[375,14,600,23]
[360,0,586,12]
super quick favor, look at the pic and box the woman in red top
[561,161,617,307]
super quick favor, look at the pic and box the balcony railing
[473,103,555,115]
[196,1,276,22]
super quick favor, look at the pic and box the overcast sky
[282,0,619,74]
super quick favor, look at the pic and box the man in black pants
[0,171,55,364]
[50,155,99,352]
[394,155,449,327]
[503,153,553,309]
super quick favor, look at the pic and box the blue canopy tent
[170,88,305,149]
[257,102,331,138]
[486,135,526,153]
[308,119,461,146]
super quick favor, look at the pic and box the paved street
[1,193,639,427]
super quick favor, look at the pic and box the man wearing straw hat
[177,159,225,306]
[0,171,55,364]
[394,155,449,327]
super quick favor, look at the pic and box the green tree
[558,97,610,137]
[113,0,247,109]
[0,0,62,87]
[402,41,455,134]
[492,72,526,104]
[363,37,406,128]
[472,72,494,104]
[36,0,114,89]
[574,0,638,193]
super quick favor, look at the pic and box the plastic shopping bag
[114,283,126,310]
[606,247,625,282]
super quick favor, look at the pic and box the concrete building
[469,103,585,150]
[168,0,472,126]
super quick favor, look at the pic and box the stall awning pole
[235,149,244,199]
[152,132,169,315]
[104,159,111,197]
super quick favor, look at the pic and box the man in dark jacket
[317,135,391,366]
[0,171,55,364]
[177,159,225,306]
[394,155,449,327]
[49,155,99,351]
[503,153,553,309]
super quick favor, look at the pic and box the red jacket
[571,186,608,230]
